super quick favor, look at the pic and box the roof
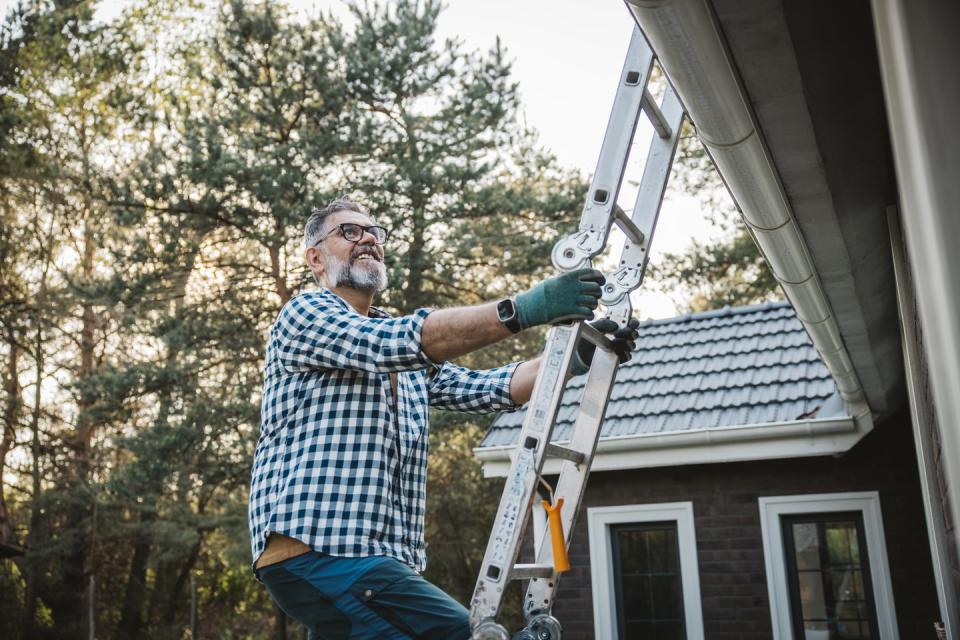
[479,300,844,449]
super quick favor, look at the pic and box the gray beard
[324,253,387,292]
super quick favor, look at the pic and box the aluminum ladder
[469,22,686,640]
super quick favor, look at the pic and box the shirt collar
[316,287,392,319]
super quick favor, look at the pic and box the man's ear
[305,247,325,280]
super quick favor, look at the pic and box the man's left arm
[425,358,532,415]
[507,357,541,405]
[424,354,540,414]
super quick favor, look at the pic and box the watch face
[497,298,515,322]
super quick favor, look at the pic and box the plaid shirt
[249,289,519,571]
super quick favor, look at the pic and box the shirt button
[364,589,373,599]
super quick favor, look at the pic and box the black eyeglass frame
[314,223,390,246]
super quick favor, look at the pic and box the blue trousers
[257,551,471,640]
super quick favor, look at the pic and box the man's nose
[357,229,377,245]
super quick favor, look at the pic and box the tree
[649,121,780,311]
[330,0,585,315]
[0,0,587,636]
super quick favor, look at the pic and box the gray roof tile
[479,301,844,449]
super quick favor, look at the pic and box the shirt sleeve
[427,361,521,414]
[274,293,439,374]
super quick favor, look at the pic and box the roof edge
[475,411,873,478]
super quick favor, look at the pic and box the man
[248,198,638,639]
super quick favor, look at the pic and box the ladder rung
[578,322,614,352]
[641,89,672,139]
[544,443,586,465]
[613,204,645,245]
[511,564,555,580]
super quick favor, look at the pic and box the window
[759,493,899,640]
[611,522,685,639]
[588,503,705,640]
[782,513,879,638]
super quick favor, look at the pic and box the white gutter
[623,0,867,408]
[476,412,873,478]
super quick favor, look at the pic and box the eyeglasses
[316,223,389,246]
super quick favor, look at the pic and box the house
[476,301,937,638]
[475,0,960,637]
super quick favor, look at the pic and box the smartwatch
[496,297,522,333]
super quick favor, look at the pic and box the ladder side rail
[552,27,655,271]
[468,325,581,628]
[603,85,686,326]
[522,347,621,619]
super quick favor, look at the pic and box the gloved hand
[514,268,606,330]
[570,317,641,376]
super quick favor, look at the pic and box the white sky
[2,0,731,318]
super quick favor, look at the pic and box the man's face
[307,210,387,292]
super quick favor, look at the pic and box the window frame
[758,492,900,639]
[588,502,705,640]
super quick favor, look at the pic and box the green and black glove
[514,268,606,329]
[570,317,641,376]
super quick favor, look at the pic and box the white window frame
[587,502,705,640]
[758,491,900,639]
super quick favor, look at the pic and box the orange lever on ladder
[542,498,570,573]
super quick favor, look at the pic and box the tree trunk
[21,315,45,640]
[59,221,98,637]
[117,511,154,639]
[0,329,20,545]
[20,238,54,640]
[269,241,292,303]
[163,535,203,624]
[402,109,428,313]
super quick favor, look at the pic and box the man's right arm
[420,301,513,363]
[276,269,605,374]
[421,268,606,362]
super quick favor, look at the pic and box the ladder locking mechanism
[551,228,602,271]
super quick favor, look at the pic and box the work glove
[570,317,641,376]
[514,268,606,330]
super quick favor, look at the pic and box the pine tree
[329,0,584,315]
[0,1,589,635]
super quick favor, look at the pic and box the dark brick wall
[552,408,940,639]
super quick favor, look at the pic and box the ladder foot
[473,620,510,640]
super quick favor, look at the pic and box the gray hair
[304,197,374,249]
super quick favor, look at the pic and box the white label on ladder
[527,339,568,436]
[489,447,535,567]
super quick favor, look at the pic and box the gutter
[623,0,868,409]
[476,409,874,477]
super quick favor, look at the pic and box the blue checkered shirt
[249,289,519,571]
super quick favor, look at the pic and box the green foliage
[0,0,583,637]
[329,0,584,313]
[651,121,781,311]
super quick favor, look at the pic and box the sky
[2,0,731,318]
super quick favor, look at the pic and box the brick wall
[551,408,940,639]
